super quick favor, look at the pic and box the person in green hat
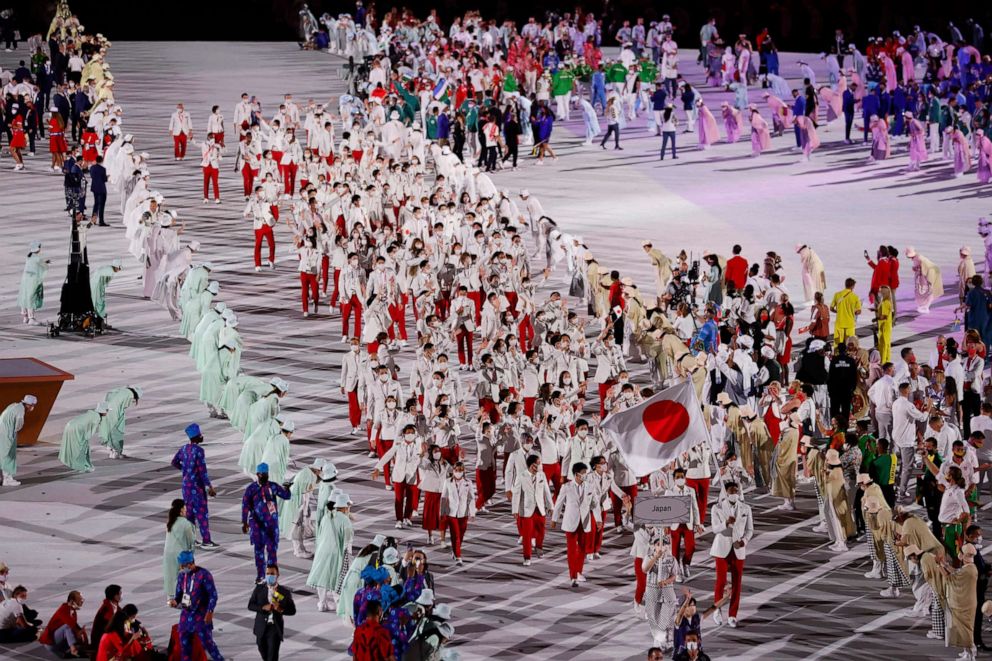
[59,402,109,472]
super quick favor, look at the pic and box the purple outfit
[172,443,213,544]
[241,481,291,580]
[174,567,223,661]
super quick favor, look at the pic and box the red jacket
[608,281,624,310]
[888,257,900,290]
[39,603,82,645]
[725,255,748,292]
[868,257,890,294]
[352,620,395,661]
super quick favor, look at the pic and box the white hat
[189,241,201,252]
[739,405,756,419]
[415,588,435,606]
[280,419,296,433]
[322,461,338,480]
[620,276,634,286]
[825,448,841,463]
[382,547,400,564]
[760,345,776,360]
[962,543,978,557]
[123,134,133,142]
[372,534,386,547]
[29,241,42,253]
[641,240,652,247]
[214,302,228,313]
[519,189,530,197]
[389,110,399,120]
[856,473,872,485]
[221,309,236,321]
[737,335,754,349]
[333,492,350,508]
[437,622,455,638]
[809,339,827,352]
[160,214,174,227]
[206,281,220,295]
[22,395,37,406]
[905,246,917,258]
[433,603,452,620]
[962,246,972,256]
[270,377,290,393]
[982,601,992,617]
[716,393,732,406]
[110,258,123,269]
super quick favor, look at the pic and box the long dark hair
[167,499,185,533]
[108,604,137,638]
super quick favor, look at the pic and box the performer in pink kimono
[721,102,741,143]
[976,129,992,184]
[905,112,928,172]
[749,106,772,156]
[878,53,897,92]
[848,69,864,101]
[869,115,891,161]
[898,48,915,84]
[951,126,973,177]
[795,115,820,161]
[762,92,792,136]
[696,99,720,149]
[818,86,842,124]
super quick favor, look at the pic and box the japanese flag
[600,380,710,476]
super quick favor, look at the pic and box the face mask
[265,575,277,586]
[453,471,465,479]
[687,642,699,651]
[380,374,389,382]
[728,493,740,504]
[351,345,360,352]
[405,433,416,442]
[577,429,588,438]
[563,379,571,385]
[16,597,26,604]
[675,478,686,487]
[432,452,441,460]
[386,401,396,409]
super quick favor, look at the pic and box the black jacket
[247,584,296,639]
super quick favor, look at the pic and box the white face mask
[453,471,464,479]
[728,493,740,504]
[405,433,416,442]
[687,641,699,651]
[379,374,389,382]
[675,478,686,487]
[351,345,360,352]
[386,401,396,409]
[432,452,441,460]
[577,429,588,438]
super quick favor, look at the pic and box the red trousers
[283,163,298,195]
[330,269,341,306]
[447,516,468,558]
[505,291,519,317]
[389,297,408,340]
[714,553,745,617]
[440,445,461,466]
[468,290,483,324]
[686,478,711,525]
[671,525,696,565]
[254,225,275,267]
[214,132,225,148]
[422,491,441,531]
[202,166,219,199]
[475,466,496,508]
[435,294,450,321]
[565,528,588,579]
[173,133,188,158]
[542,462,562,499]
[393,480,415,521]
[352,149,363,163]
[634,557,647,604]
[376,437,394,486]
[320,256,330,293]
[479,398,499,423]
[341,295,362,337]
[346,389,361,428]
[300,273,319,313]
[270,205,280,221]
[456,328,474,366]
[609,484,637,528]
[585,512,604,554]
[524,397,536,420]
[241,164,258,197]
[598,380,616,419]
[518,314,534,350]
[519,513,547,559]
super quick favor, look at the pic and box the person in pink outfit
[898,47,914,84]
[869,115,891,161]
[950,126,973,177]
[818,86,842,124]
[762,92,792,136]
[749,106,772,156]
[795,115,819,161]
[696,99,720,149]
[721,102,741,143]
[905,111,928,172]
[976,129,992,184]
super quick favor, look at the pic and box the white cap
[333,492,350,508]
[716,393,732,406]
[737,335,754,348]
[29,241,42,253]
[415,588,435,605]
[760,345,776,360]
[110,258,123,269]
[270,377,290,393]
[189,241,201,252]
[434,603,452,620]
[281,419,296,433]
[96,402,109,414]
[22,395,37,406]
[809,339,827,352]
[382,547,399,564]
[520,189,530,197]
[206,281,220,294]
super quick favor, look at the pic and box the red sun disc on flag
[641,400,690,443]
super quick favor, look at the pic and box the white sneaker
[317,601,328,612]
[829,542,849,553]
[203,198,209,204]
[926,630,941,639]
[385,484,392,491]
[303,312,310,318]
[613,526,623,534]
[215,199,222,205]
[586,553,595,561]
[522,559,531,566]
[440,539,450,548]
[394,521,403,529]
[713,607,724,625]
[864,562,883,579]
[576,573,587,583]
[403,519,412,528]
[255,266,261,272]
[456,557,463,566]
[879,587,900,598]
[728,617,738,628]
[811,523,828,533]
[2,476,21,487]
[268,261,275,270]
[341,336,349,343]
[593,552,601,560]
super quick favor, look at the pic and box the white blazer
[512,469,555,517]
[340,350,362,391]
[376,438,421,484]
[551,480,592,533]
[709,498,754,559]
[441,477,477,518]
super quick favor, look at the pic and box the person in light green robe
[216,320,242,394]
[200,339,239,416]
[260,419,294,485]
[307,496,354,611]
[98,385,141,458]
[191,308,228,370]
[188,303,224,355]
[226,375,270,431]
[90,259,123,322]
[162,499,196,596]
[179,282,217,340]
[18,242,49,325]
[178,262,212,311]
[279,459,322,540]
[0,396,35,486]
[240,414,282,477]
[243,388,285,442]
[58,403,108,472]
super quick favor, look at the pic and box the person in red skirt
[9,106,26,170]
[80,120,99,166]
[419,444,448,545]
[48,107,68,172]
